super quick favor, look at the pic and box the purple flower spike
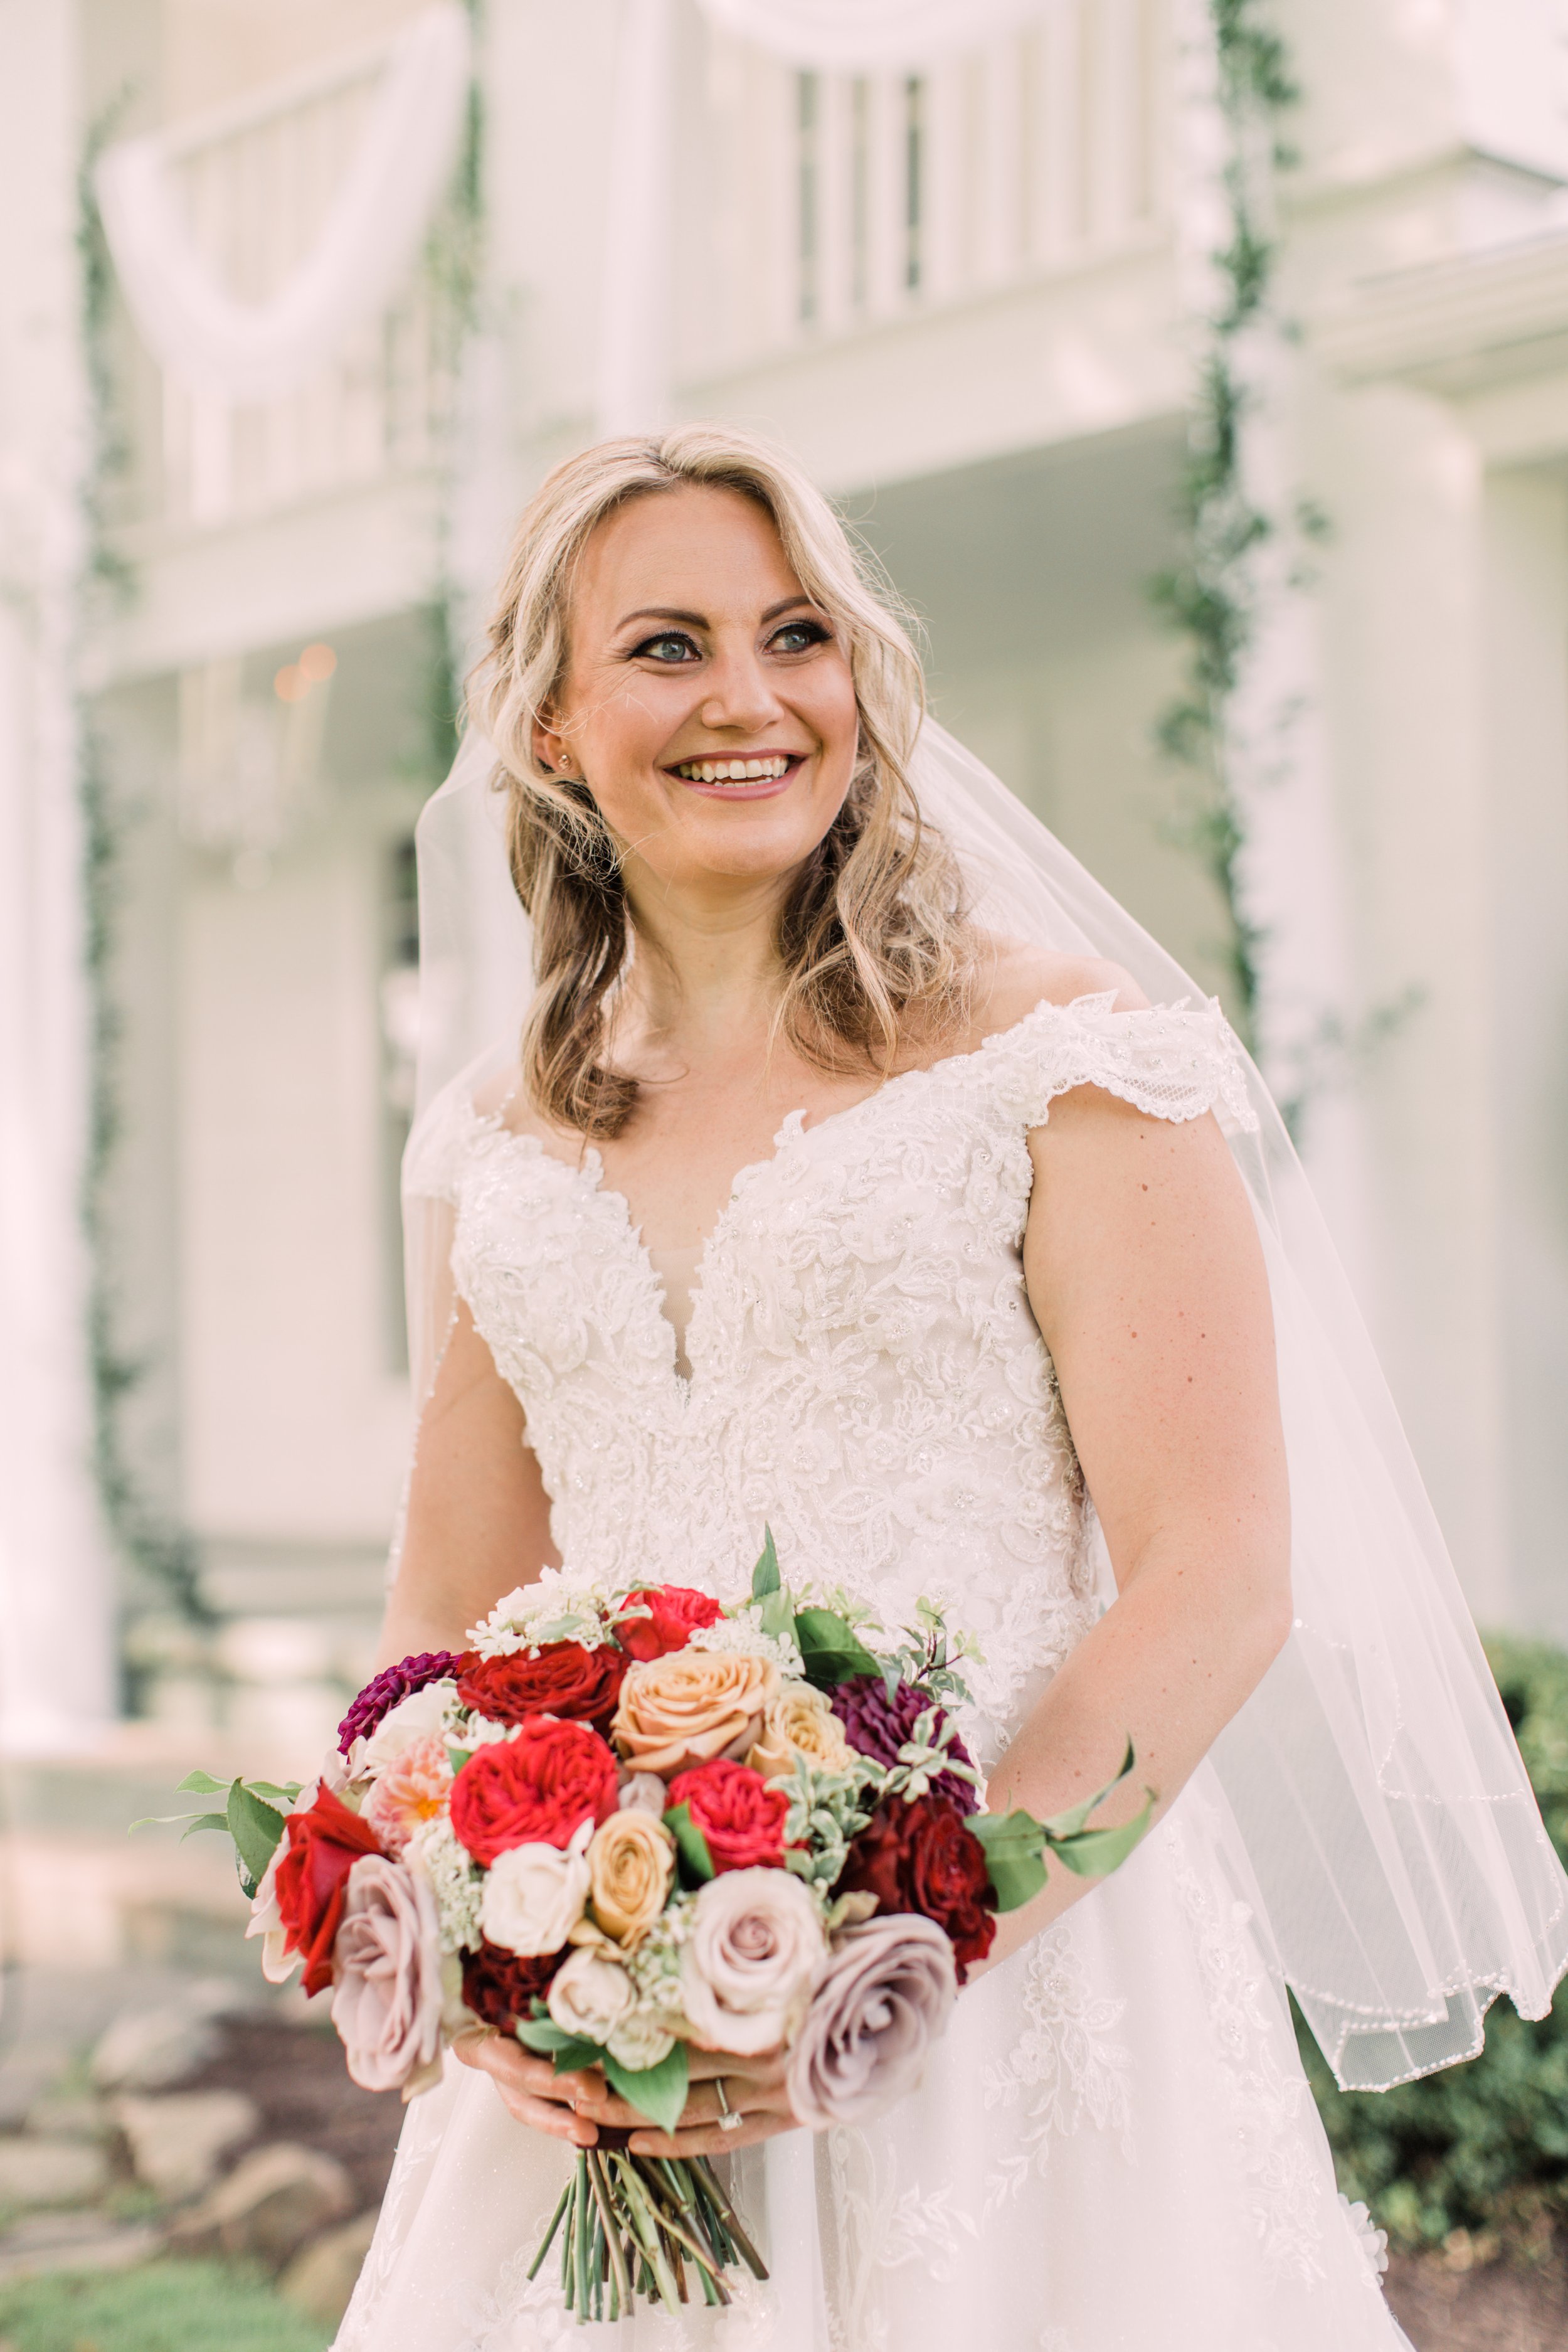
[337,1651,466,1755]
[829,1676,981,1814]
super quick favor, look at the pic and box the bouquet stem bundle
[531,2144,766,2321]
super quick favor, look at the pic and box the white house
[5,0,1568,1752]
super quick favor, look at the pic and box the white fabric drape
[695,0,1052,70]
[93,5,472,404]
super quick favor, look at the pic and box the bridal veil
[400,711,1568,2093]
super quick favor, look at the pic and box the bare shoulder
[963,935,1150,1046]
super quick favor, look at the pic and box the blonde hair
[470,423,973,1136]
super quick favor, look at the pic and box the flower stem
[586,2147,634,2317]
[527,2178,573,2283]
[692,2156,769,2280]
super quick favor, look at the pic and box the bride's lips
[664,751,808,801]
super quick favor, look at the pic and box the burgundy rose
[449,1718,618,1866]
[838,1796,995,1980]
[461,1937,565,2032]
[666,1758,791,1874]
[614,1585,723,1664]
[457,1643,627,1738]
[829,1676,980,1816]
[338,1651,475,1755]
[274,1785,388,1997]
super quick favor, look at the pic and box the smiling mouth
[669,753,802,789]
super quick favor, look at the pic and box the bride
[337,426,1567,2350]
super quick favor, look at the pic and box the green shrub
[0,2257,332,2352]
[1298,1632,1568,2249]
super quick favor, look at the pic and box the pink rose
[329,1854,445,2094]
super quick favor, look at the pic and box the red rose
[449,1718,618,1866]
[614,1585,723,1663]
[273,1785,387,1998]
[457,1643,627,1738]
[461,1938,564,2032]
[666,1757,791,1873]
[839,1797,996,1981]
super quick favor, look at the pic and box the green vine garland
[1149,0,1303,1054]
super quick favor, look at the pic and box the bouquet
[159,1535,1151,2322]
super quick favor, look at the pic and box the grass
[0,2259,332,2352]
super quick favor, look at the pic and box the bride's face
[539,483,860,898]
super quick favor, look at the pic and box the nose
[697,642,781,736]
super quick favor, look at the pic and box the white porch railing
[139,0,1168,531]
[685,0,1171,375]
[153,49,448,529]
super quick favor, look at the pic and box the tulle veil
[400,715,1568,2092]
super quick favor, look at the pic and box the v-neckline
[468,992,1094,1401]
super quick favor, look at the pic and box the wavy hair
[469,423,973,1136]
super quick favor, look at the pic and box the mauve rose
[679,1867,825,2055]
[838,1797,995,1979]
[461,1938,563,2031]
[786,1915,956,2129]
[617,1770,669,1816]
[273,1785,387,1996]
[829,1677,980,1815]
[329,1854,445,2093]
[450,1718,618,1865]
[614,1585,723,1663]
[457,1643,628,1738]
[666,1759,790,1873]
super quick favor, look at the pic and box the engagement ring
[714,2077,743,2133]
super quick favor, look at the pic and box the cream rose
[588,1809,675,1947]
[546,1947,637,2046]
[612,1652,780,1778]
[679,1866,825,2055]
[479,1822,591,1957]
[607,2006,677,2071]
[748,1679,856,1779]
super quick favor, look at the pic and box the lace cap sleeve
[401,1075,484,1204]
[989,991,1259,1136]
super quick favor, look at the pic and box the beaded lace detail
[417,995,1253,1754]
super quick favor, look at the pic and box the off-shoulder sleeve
[985,990,1259,1136]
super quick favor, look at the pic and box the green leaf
[602,2040,689,2137]
[248,1780,304,1807]
[1050,1792,1156,1879]
[794,1607,881,1688]
[177,1811,231,1841]
[1037,1739,1137,1843]
[515,2018,605,2072]
[226,1780,287,1886]
[664,1803,716,1885]
[176,1769,229,1796]
[983,1848,1049,1912]
[448,1748,473,1772]
[129,1807,228,1834]
[756,1584,797,1644]
[751,1527,781,1600]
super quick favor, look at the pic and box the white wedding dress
[335,991,1410,2352]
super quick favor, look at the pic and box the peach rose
[588,1809,675,1947]
[363,1733,454,1856]
[748,1680,856,1780]
[612,1652,780,1779]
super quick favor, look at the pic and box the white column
[595,0,677,438]
[0,0,117,1748]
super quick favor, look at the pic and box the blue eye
[633,632,699,664]
[770,620,830,654]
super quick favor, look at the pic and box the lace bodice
[410,993,1254,1758]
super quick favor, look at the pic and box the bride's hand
[572,2042,800,2158]
[452,2026,603,2147]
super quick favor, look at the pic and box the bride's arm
[376,1301,561,1669]
[975,1073,1293,1970]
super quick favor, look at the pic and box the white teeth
[674,755,792,785]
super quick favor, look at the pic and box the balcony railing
[152,47,449,530]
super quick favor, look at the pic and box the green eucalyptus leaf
[1037,1739,1138,1843]
[794,1608,881,1688]
[751,1527,781,1600]
[602,2040,689,2137]
[1049,1792,1156,1879]
[226,1780,287,1886]
[983,1848,1049,1912]
[664,1803,716,1885]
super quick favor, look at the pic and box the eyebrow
[615,595,819,633]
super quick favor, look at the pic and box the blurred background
[3,1,1568,2345]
